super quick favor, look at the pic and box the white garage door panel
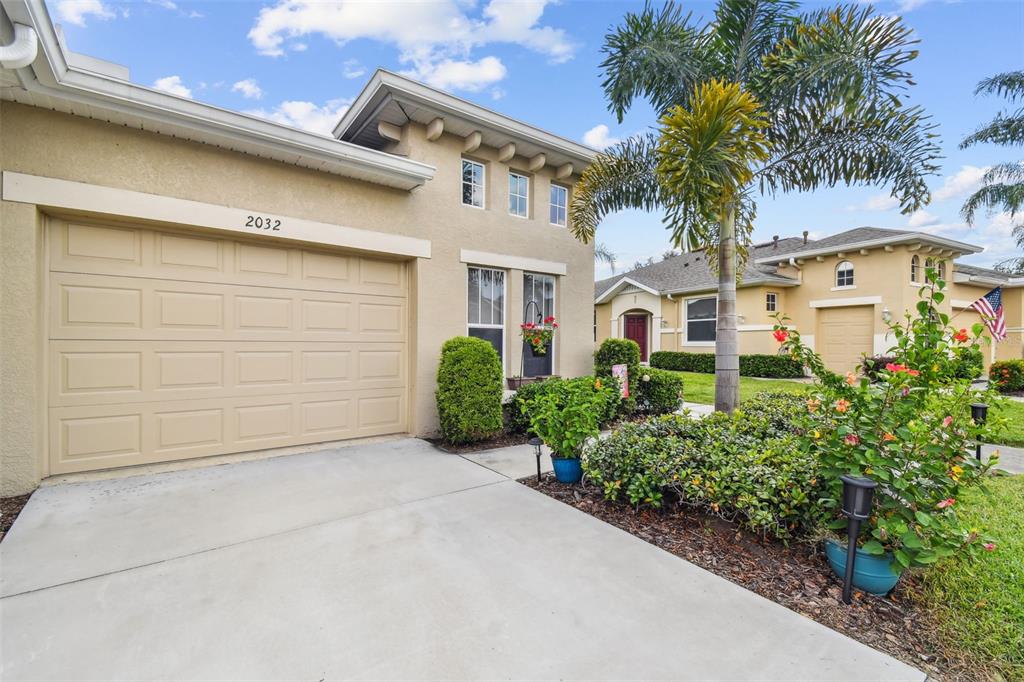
[818,306,874,374]
[48,389,406,470]
[47,219,409,475]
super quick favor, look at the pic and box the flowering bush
[520,316,558,355]
[773,272,1004,571]
[989,359,1024,393]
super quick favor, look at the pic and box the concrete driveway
[0,439,922,681]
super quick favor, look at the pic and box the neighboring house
[595,227,1023,372]
[0,0,596,495]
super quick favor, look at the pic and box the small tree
[435,337,503,444]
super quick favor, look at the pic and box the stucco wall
[0,101,595,494]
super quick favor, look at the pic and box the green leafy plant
[593,337,641,413]
[435,337,504,444]
[511,376,619,434]
[529,379,611,460]
[650,351,804,378]
[990,359,1024,393]
[635,367,685,415]
[950,345,984,380]
[773,272,1004,570]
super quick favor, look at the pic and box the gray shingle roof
[953,263,1010,282]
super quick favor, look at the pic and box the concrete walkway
[0,439,922,680]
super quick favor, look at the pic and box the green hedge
[583,391,819,539]
[594,338,641,413]
[991,359,1024,393]
[435,337,503,444]
[635,367,685,415]
[649,351,804,378]
[511,376,619,434]
[951,346,984,380]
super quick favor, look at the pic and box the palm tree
[570,1,940,412]
[594,242,618,273]
[961,71,1024,273]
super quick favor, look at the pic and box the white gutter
[0,22,36,69]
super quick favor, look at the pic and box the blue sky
[49,0,1023,277]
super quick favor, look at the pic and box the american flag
[970,287,1007,341]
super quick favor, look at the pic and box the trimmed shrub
[950,346,984,380]
[594,338,641,412]
[583,391,820,538]
[435,337,503,444]
[649,351,804,378]
[991,359,1024,393]
[513,376,619,434]
[634,367,685,415]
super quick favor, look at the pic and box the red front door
[624,314,648,361]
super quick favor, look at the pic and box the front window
[467,266,505,362]
[911,255,920,283]
[462,159,485,208]
[766,292,777,312]
[686,296,716,342]
[550,184,568,226]
[509,172,529,218]
[523,272,555,322]
[938,260,947,280]
[835,260,854,287]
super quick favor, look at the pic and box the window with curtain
[686,296,716,342]
[467,266,505,362]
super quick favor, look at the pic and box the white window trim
[509,171,529,219]
[467,265,506,373]
[831,285,858,291]
[911,255,921,284]
[550,183,568,227]
[462,158,486,210]
[835,261,855,288]
[685,294,717,344]
[523,272,557,375]
[766,291,777,312]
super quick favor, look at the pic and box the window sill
[682,341,716,347]
[462,202,486,210]
[830,285,857,291]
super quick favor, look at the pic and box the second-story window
[509,172,529,218]
[766,292,777,312]
[911,255,920,283]
[835,260,855,287]
[550,184,568,227]
[462,159,485,208]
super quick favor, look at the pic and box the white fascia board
[594,277,660,303]
[3,171,432,259]
[660,279,798,297]
[755,234,983,264]
[8,0,435,191]
[460,249,566,276]
[336,69,597,167]
[809,296,883,309]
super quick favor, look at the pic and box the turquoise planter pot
[550,456,583,484]
[824,539,903,596]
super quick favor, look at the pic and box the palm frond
[600,2,715,121]
[713,0,798,82]
[983,161,1024,185]
[568,133,664,244]
[960,113,1024,148]
[594,243,618,273]
[756,101,941,214]
[974,70,1024,100]
[961,183,1024,225]
[757,5,918,111]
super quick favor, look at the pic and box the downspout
[788,257,802,284]
[0,23,37,70]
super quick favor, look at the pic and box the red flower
[942,415,953,428]
[773,329,789,343]
[983,542,996,551]
[953,328,969,343]
[844,433,860,446]
[885,363,919,377]
[543,316,556,324]
[936,498,955,509]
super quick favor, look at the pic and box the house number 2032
[245,215,281,231]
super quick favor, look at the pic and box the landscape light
[529,436,543,483]
[839,475,877,605]
[971,403,988,461]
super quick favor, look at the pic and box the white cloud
[231,79,264,100]
[152,75,192,98]
[147,0,177,9]
[56,0,115,26]
[247,0,575,93]
[859,193,900,211]
[582,124,621,150]
[246,98,352,135]
[404,56,507,92]
[932,164,989,202]
[907,209,939,228]
[342,59,366,79]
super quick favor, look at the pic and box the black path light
[839,475,878,605]
[971,403,989,462]
[528,436,543,483]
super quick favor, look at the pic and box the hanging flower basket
[520,316,557,356]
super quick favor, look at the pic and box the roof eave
[754,233,983,264]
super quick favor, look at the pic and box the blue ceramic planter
[825,539,903,596]
[550,456,583,484]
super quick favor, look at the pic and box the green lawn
[671,370,1024,447]
[918,474,1023,679]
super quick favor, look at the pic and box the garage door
[47,220,409,474]
[817,305,874,374]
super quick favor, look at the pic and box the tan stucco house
[595,227,1023,372]
[0,0,597,494]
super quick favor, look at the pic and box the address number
[246,215,281,231]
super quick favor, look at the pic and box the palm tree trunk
[714,205,739,413]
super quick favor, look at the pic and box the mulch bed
[427,432,530,454]
[0,493,32,543]
[522,475,987,682]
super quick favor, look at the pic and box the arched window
[938,260,947,281]
[911,255,920,283]
[925,257,934,274]
[835,260,855,287]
